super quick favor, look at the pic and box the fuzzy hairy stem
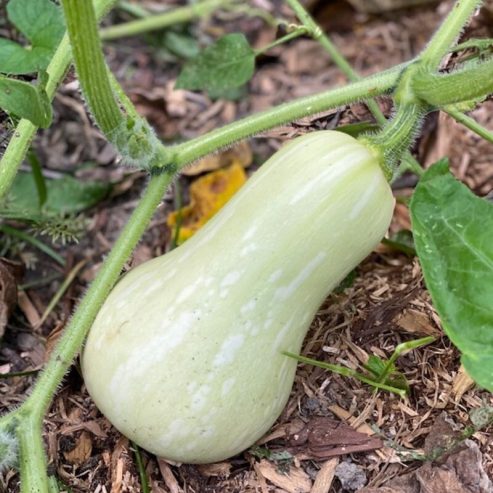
[420,0,483,68]
[61,0,122,135]
[412,59,493,106]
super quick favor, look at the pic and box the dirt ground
[1,1,493,492]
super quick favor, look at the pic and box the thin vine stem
[445,107,493,143]
[420,0,483,68]
[254,28,308,56]
[100,0,240,40]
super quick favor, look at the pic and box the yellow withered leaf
[167,161,247,245]
[182,141,253,176]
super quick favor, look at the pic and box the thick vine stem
[361,64,428,178]
[412,59,493,107]
[420,0,484,69]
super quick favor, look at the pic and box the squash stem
[285,0,422,176]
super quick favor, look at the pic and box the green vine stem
[445,106,493,143]
[0,0,118,202]
[412,59,493,106]
[60,0,170,171]
[254,28,308,56]
[61,0,122,135]
[100,0,240,40]
[170,65,404,165]
[420,0,484,68]
[284,0,423,176]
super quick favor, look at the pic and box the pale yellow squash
[82,131,394,463]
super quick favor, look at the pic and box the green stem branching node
[284,0,423,177]
[361,63,428,179]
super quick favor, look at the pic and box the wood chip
[63,431,92,465]
[452,365,475,402]
[158,459,183,493]
[17,290,41,329]
[311,458,339,493]
[395,309,441,336]
[256,459,312,493]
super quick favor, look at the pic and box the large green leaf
[410,160,493,391]
[0,0,64,74]
[175,33,255,94]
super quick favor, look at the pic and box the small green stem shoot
[445,107,493,143]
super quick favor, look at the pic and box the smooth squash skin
[82,131,395,463]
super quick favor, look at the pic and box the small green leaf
[0,0,64,74]
[175,33,255,94]
[410,160,493,391]
[8,172,111,215]
[364,355,409,393]
[0,75,52,127]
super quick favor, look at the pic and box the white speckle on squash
[213,335,245,367]
[240,299,257,315]
[240,243,258,257]
[176,284,198,303]
[349,173,380,219]
[221,377,236,397]
[242,224,258,240]
[274,252,326,301]
[220,271,241,288]
[191,385,211,411]
[268,269,283,283]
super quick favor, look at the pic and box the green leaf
[175,33,255,94]
[7,0,64,48]
[0,75,52,127]
[0,0,64,74]
[8,172,111,215]
[410,160,493,391]
[0,39,53,75]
